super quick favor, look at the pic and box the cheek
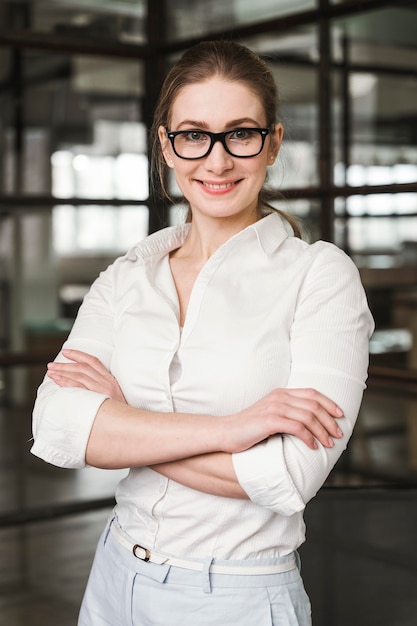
[175,163,196,182]
[249,161,269,185]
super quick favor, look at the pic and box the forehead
[169,77,266,128]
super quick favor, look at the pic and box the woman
[32,40,374,625]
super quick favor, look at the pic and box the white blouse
[31,212,374,560]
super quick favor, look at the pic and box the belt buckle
[133,543,151,562]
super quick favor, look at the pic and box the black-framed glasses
[166,127,270,160]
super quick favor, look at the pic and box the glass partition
[15,0,146,44]
[328,7,417,378]
[166,0,316,42]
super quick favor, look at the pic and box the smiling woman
[157,76,282,233]
[31,40,374,626]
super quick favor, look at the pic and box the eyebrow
[174,117,263,130]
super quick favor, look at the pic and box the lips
[199,180,241,191]
[202,181,234,190]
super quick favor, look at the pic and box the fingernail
[328,437,334,447]
[336,427,343,438]
[335,406,344,417]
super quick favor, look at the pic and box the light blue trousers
[78,517,312,626]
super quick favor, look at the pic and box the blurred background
[0,1,416,624]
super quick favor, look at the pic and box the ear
[268,123,284,164]
[158,125,174,168]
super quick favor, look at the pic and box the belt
[110,521,296,576]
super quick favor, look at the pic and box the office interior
[0,0,417,624]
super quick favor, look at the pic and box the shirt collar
[127,211,290,262]
[126,223,191,261]
[248,211,291,257]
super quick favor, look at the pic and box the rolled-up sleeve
[31,388,110,468]
[31,258,121,469]
[232,243,374,515]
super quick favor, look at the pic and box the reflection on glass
[348,388,417,482]
[350,74,416,153]
[272,141,317,190]
[53,152,149,200]
[53,205,149,254]
[331,8,417,198]
[73,57,143,96]
[344,190,417,218]
[269,199,322,243]
[334,8,417,68]
[345,212,417,262]
[3,128,51,194]
[243,27,317,61]
[235,0,314,26]
[166,0,315,41]
[29,1,146,43]
[51,124,149,200]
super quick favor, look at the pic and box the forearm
[87,386,343,470]
[151,453,248,499]
[86,399,228,469]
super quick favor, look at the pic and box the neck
[181,209,260,261]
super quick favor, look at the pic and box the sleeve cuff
[31,388,110,469]
[232,435,306,516]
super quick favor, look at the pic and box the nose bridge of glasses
[208,131,234,157]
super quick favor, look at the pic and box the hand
[47,349,127,404]
[222,387,344,453]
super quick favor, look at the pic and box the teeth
[203,182,234,190]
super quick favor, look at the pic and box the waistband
[110,520,296,576]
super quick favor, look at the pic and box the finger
[280,405,336,448]
[280,391,344,441]
[60,349,110,376]
[281,420,319,450]
[315,404,344,439]
[47,362,124,401]
[48,360,107,386]
[286,388,344,418]
[47,371,88,389]
[48,369,117,396]
[47,362,93,383]
[272,393,341,447]
[291,399,343,441]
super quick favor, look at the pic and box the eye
[230,129,256,142]
[183,131,209,143]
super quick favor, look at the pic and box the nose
[204,139,234,173]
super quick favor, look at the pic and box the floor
[0,511,110,626]
[0,399,126,626]
[1,384,417,625]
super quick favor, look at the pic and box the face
[158,76,283,225]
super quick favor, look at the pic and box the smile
[201,181,237,190]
